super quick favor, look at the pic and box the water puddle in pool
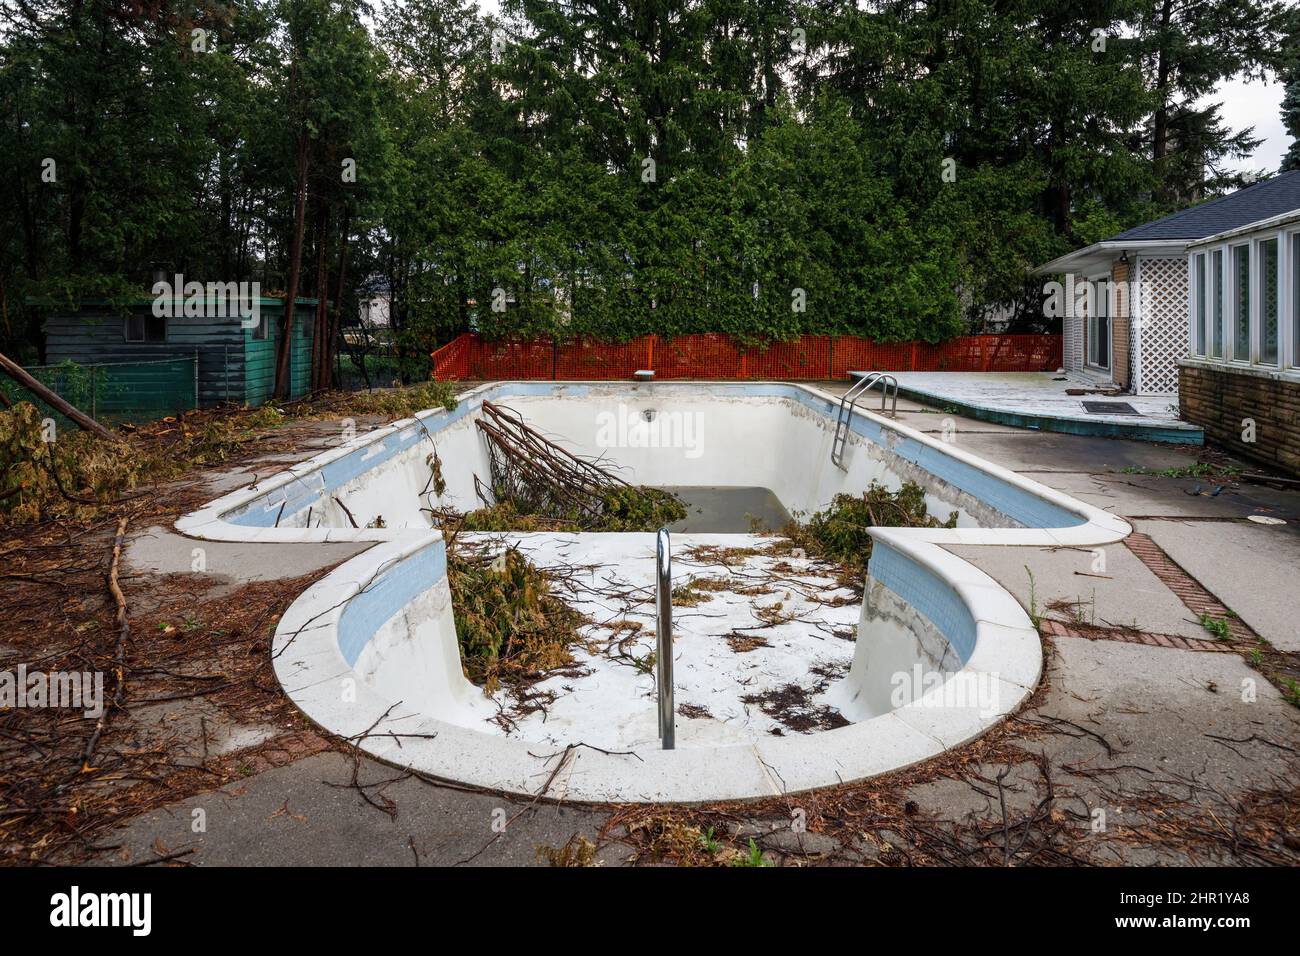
[658,486,792,533]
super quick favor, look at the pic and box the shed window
[252,313,269,340]
[124,314,166,343]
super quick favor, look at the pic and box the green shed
[39,297,322,413]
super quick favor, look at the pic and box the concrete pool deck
[850,371,1204,444]
[71,386,1300,865]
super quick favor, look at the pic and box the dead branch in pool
[473,401,684,531]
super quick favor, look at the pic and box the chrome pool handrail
[831,371,899,469]
[655,528,675,750]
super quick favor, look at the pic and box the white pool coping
[179,381,1131,803]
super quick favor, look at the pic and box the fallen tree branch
[80,516,130,773]
[0,350,116,441]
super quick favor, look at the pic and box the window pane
[1233,245,1250,361]
[1089,312,1110,369]
[125,315,144,342]
[1293,235,1300,367]
[1194,255,1206,355]
[1260,238,1278,365]
[145,315,166,342]
[1211,250,1223,357]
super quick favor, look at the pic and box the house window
[1231,244,1250,361]
[1292,234,1300,368]
[251,313,269,340]
[1087,291,1110,370]
[1210,249,1224,358]
[1259,237,1279,366]
[124,314,166,343]
[1192,254,1206,356]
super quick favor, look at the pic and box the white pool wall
[178,381,1104,542]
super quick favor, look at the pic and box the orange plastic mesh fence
[432,333,1062,381]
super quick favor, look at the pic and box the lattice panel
[1135,256,1188,395]
[1063,311,1084,375]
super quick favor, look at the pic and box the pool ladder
[830,372,898,470]
[655,528,675,750]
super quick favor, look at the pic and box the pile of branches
[784,480,958,581]
[446,542,590,697]
[474,400,683,531]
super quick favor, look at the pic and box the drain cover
[1081,401,1139,415]
[1247,515,1287,526]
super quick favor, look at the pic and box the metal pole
[655,528,675,749]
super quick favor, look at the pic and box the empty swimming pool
[178,382,1129,802]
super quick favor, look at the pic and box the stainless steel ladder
[830,372,898,469]
[655,528,675,750]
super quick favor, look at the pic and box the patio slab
[855,371,1203,444]
[89,752,620,867]
[946,543,1207,639]
[1135,518,1300,653]
[941,430,1198,474]
[1023,471,1300,521]
[900,634,1300,864]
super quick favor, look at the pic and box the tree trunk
[274,132,310,400]
[324,205,352,390]
[1151,0,1175,200]
[0,351,115,441]
[309,200,330,393]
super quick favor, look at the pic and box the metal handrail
[655,528,675,750]
[831,371,899,468]
[850,371,899,417]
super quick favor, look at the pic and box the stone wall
[1178,360,1300,476]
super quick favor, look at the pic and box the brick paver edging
[1033,531,1255,653]
[1123,531,1257,642]
[1037,617,1232,652]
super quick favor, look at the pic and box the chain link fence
[0,357,198,426]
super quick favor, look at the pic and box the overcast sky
[1218,75,1292,175]
[469,0,1294,175]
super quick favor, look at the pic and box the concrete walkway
[852,371,1204,444]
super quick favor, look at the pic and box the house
[1035,171,1300,398]
[357,277,391,328]
[40,296,321,414]
[1180,209,1300,475]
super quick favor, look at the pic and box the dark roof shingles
[1110,170,1300,242]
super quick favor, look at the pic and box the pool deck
[848,370,1203,444]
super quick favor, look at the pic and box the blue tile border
[337,537,448,666]
[869,539,976,664]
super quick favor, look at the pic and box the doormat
[1081,401,1139,415]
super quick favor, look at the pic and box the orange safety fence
[432,332,1062,382]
